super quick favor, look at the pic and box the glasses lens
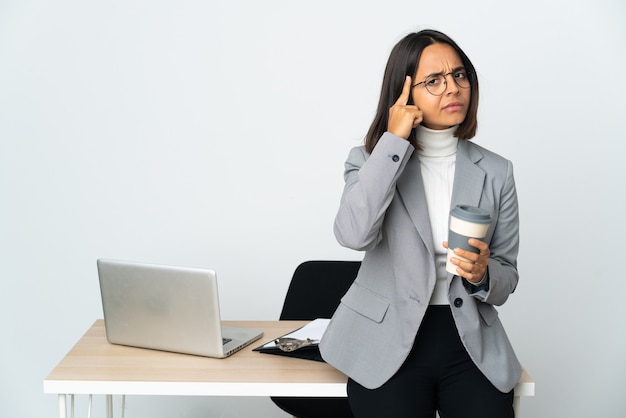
[454,71,470,89]
[425,75,446,96]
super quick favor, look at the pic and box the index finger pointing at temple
[394,76,412,106]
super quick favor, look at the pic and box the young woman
[319,29,522,417]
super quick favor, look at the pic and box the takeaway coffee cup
[446,205,492,275]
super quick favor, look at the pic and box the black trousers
[347,306,514,418]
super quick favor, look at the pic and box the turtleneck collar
[416,125,459,157]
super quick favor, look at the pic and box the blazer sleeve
[334,133,414,251]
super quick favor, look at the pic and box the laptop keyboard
[222,338,232,345]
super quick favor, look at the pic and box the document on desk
[253,318,329,362]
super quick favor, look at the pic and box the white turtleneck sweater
[415,125,458,305]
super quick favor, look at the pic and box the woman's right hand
[387,76,423,139]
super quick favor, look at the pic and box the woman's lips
[444,102,464,112]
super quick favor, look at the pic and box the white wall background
[1,0,624,417]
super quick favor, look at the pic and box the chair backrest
[279,260,361,320]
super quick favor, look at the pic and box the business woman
[319,29,522,418]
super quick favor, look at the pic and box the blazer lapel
[451,140,486,209]
[396,155,435,257]
[447,140,486,283]
[396,141,486,278]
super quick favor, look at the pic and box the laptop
[97,259,263,358]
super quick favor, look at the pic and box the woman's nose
[444,74,460,94]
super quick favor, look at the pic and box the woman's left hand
[443,238,490,284]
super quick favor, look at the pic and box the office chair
[271,260,361,418]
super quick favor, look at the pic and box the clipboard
[252,318,329,362]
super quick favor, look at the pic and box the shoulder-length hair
[365,29,479,153]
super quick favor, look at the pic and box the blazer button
[454,298,463,308]
[391,155,400,162]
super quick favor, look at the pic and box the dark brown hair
[365,29,479,153]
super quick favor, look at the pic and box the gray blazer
[319,132,522,393]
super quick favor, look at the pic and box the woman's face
[411,43,471,130]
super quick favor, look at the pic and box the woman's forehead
[416,43,463,76]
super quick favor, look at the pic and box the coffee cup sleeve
[447,230,479,253]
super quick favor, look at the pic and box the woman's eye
[454,71,467,79]
[426,77,441,86]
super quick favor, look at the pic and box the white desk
[44,320,534,417]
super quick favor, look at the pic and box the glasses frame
[412,70,473,96]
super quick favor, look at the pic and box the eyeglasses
[412,69,472,96]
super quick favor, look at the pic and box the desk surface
[44,320,534,398]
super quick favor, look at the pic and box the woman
[319,29,522,417]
